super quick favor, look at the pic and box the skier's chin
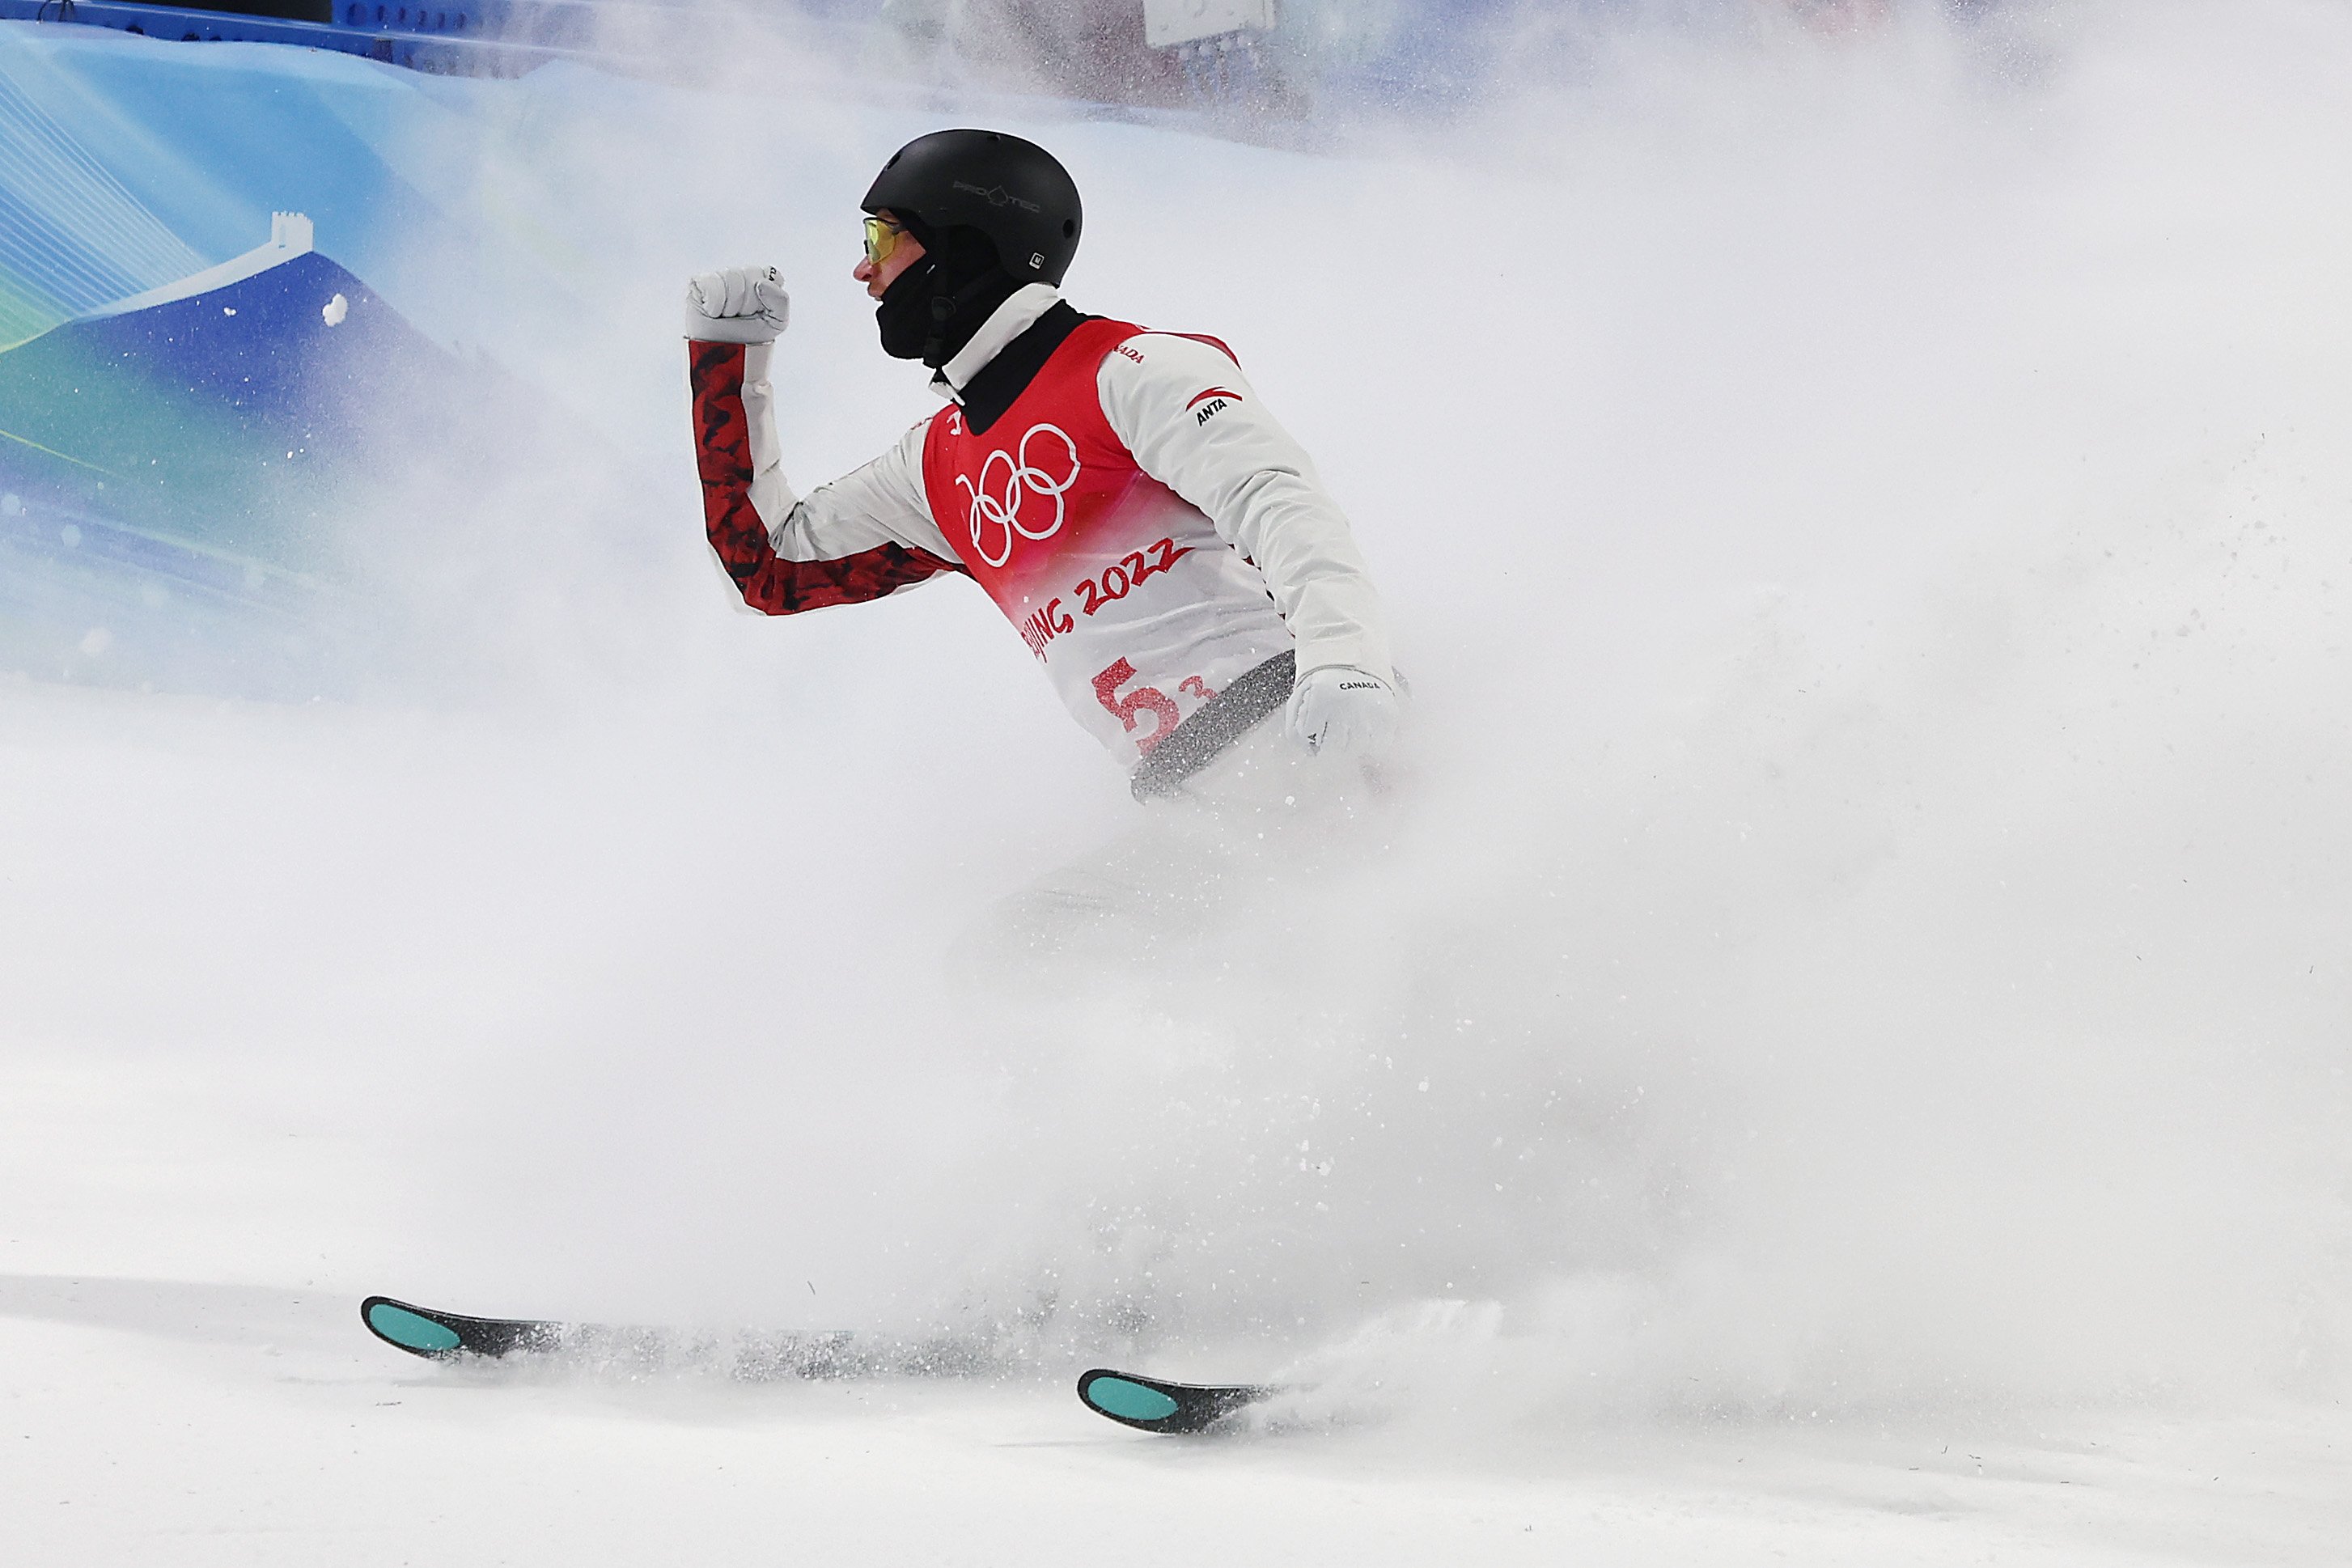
[875,261,940,360]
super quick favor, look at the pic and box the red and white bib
[922,318,1293,769]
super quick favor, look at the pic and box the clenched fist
[684,265,791,343]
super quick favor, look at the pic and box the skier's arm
[1095,333,1392,684]
[686,271,964,615]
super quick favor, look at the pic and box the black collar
[956,301,1092,435]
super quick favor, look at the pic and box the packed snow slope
[4,3,2350,1562]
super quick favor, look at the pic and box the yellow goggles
[863,214,909,269]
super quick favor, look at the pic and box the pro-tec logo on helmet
[953,181,1042,213]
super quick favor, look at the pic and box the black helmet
[862,129,1083,286]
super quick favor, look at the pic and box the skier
[682,129,1399,807]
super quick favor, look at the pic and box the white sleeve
[740,341,957,566]
[1095,333,1392,681]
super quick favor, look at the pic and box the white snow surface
[6,2,2352,1561]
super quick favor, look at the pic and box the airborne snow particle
[323,293,350,327]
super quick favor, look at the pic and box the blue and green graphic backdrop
[0,24,517,695]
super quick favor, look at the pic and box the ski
[1075,1367,1278,1435]
[358,1295,985,1379]
[362,1295,562,1359]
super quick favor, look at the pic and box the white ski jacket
[689,284,1391,795]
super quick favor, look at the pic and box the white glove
[684,265,790,343]
[1285,664,1401,757]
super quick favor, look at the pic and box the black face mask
[875,254,945,362]
[873,227,1023,369]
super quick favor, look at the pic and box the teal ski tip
[359,1295,562,1360]
[1076,1367,1276,1435]
[363,1298,463,1354]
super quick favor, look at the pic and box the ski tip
[1076,1367,1273,1435]
[361,1295,466,1358]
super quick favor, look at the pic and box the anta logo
[1187,386,1244,426]
[956,422,1080,569]
[952,180,1041,213]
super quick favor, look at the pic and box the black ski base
[362,1295,563,1359]
[1076,1367,1277,1435]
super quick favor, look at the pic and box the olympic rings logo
[957,422,1080,569]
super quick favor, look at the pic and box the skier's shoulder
[1092,324,1242,378]
[1091,324,1250,430]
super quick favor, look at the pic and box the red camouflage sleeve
[689,340,966,615]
